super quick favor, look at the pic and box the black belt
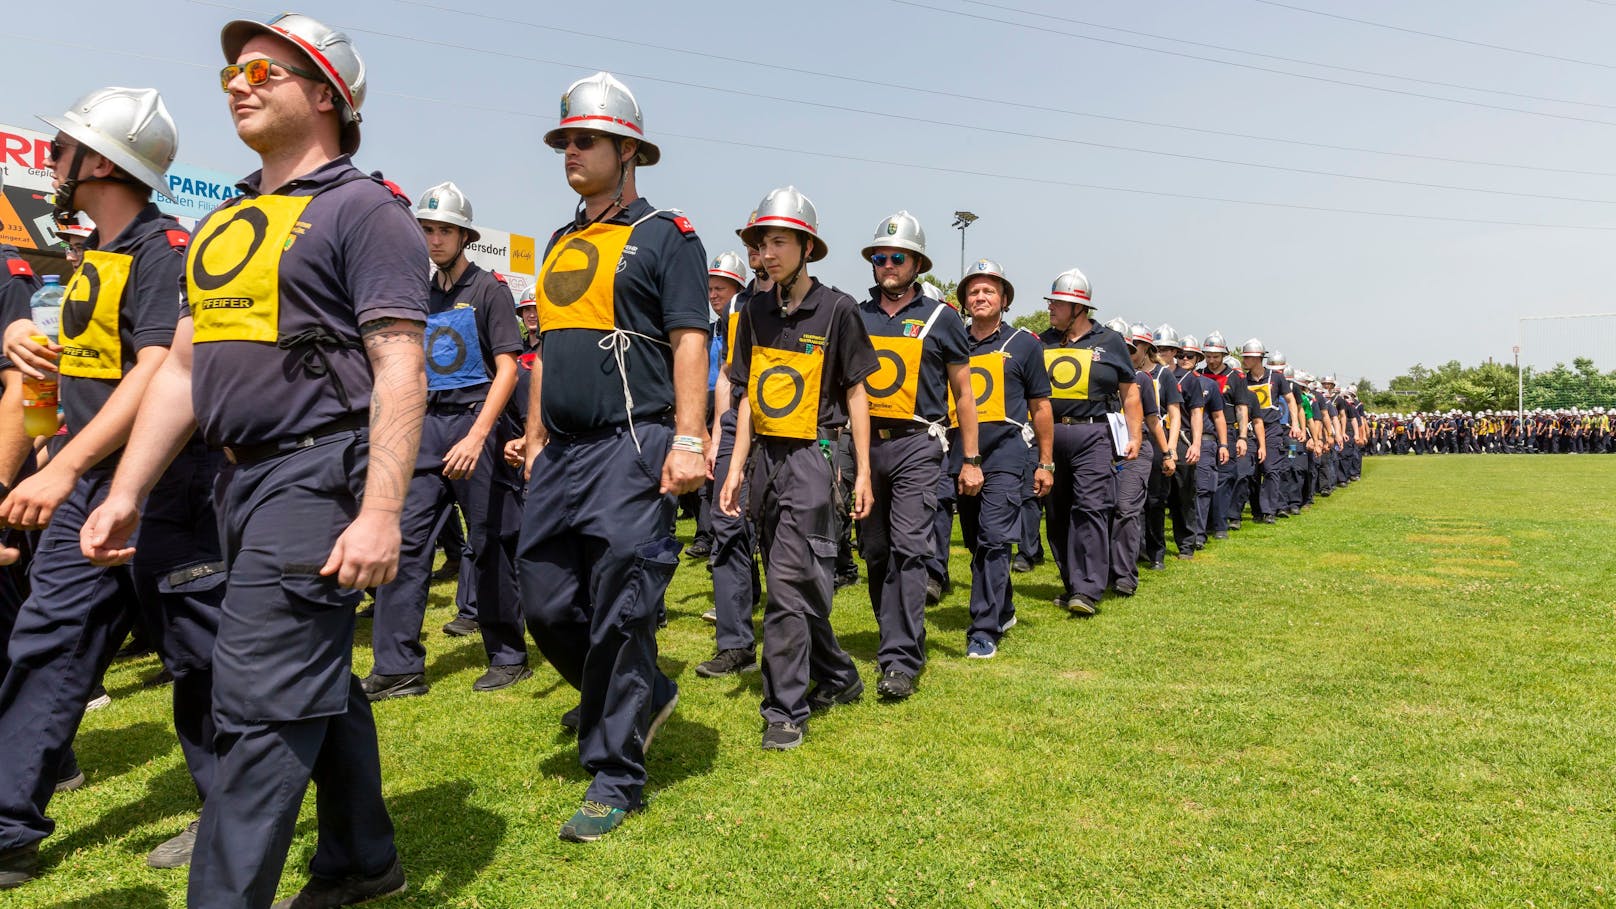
[874,424,929,440]
[427,401,479,415]
[1057,415,1108,425]
[548,416,672,446]
[222,413,367,466]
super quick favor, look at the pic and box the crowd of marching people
[1362,409,1614,454]
[0,11,1387,907]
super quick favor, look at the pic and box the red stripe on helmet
[752,215,818,236]
[709,268,744,282]
[270,25,356,111]
[557,115,644,136]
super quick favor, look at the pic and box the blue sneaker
[560,801,630,842]
[966,636,997,660]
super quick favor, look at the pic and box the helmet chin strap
[775,236,810,313]
[51,147,142,227]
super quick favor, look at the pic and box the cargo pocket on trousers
[807,535,839,561]
[622,536,681,627]
[155,560,227,672]
[269,570,363,721]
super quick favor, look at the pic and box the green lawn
[10,455,1616,908]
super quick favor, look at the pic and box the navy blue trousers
[371,406,526,676]
[709,410,758,653]
[860,432,942,676]
[517,423,678,810]
[958,464,1022,641]
[189,433,395,908]
[1048,422,1116,604]
[0,444,222,852]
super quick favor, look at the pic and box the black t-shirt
[1134,368,1160,419]
[1204,363,1250,426]
[426,262,523,410]
[859,289,969,427]
[1037,322,1135,420]
[185,157,429,447]
[1173,365,1209,426]
[534,198,710,435]
[62,204,182,449]
[728,278,876,439]
[1195,374,1225,436]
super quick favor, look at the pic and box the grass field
[8,455,1616,908]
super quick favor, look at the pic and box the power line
[374,0,1616,178]
[17,22,1616,231]
[893,0,1616,129]
[954,0,1616,110]
[1251,0,1616,70]
[320,21,1616,206]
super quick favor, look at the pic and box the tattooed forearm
[361,317,426,513]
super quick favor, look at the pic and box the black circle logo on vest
[543,237,599,307]
[867,350,907,398]
[426,325,469,375]
[62,261,101,340]
[970,365,994,406]
[1049,355,1084,391]
[756,365,805,419]
[191,207,270,292]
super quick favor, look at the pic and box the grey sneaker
[147,816,200,869]
[761,721,804,751]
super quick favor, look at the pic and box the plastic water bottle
[23,275,63,438]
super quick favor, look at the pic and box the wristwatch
[1037,462,1055,472]
[963,454,983,467]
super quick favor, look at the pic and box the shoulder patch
[492,271,508,285]
[656,211,697,236]
[165,229,190,249]
[6,258,34,279]
[374,175,411,205]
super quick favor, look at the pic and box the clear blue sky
[5,0,1615,385]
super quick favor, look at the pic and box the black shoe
[360,672,429,702]
[271,855,406,908]
[1276,510,1290,519]
[1288,506,1302,516]
[1259,516,1277,525]
[1175,550,1195,561]
[441,616,478,637]
[695,648,757,678]
[560,705,581,733]
[429,560,461,583]
[473,663,532,692]
[147,816,200,869]
[761,721,804,751]
[1229,520,1242,531]
[1112,585,1136,598]
[876,670,916,701]
[807,677,864,712]
[0,843,39,890]
[356,603,375,619]
[925,577,944,605]
[1011,554,1035,573]
[55,770,85,793]
[1212,531,1228,540]
[682,540,712,560]
[834,571,860,591]
[143,666,174,688]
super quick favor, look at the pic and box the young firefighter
[720,186,872,752]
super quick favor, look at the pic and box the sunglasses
[546,131,608,153]
[219,57,323,93]
[46,138,79,165]
[870,252,908,267]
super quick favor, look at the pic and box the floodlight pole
[952,211,978,283]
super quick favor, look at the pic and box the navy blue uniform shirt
[536,197,710,436]
[0,246,42,372]
[1245,366,1292,426]
[185,156,429,447]
[859,289,969,427]
[1038,322,1134,420]
[950,322,1049,474]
